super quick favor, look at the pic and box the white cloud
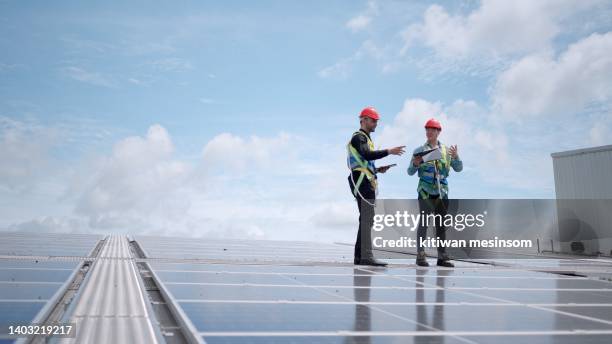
[201,132,296,173]
[320,1,390,78]
[310,201,356,231]
[60,35,119,55]
[61,66,116,88]
[127,77,146,86]
[376,99,507,170]
[492,32,612,119]
[8,216,87,234]
[346,0,379,33]
[318,40,384,79]
[375,98,559,193]
[147,57,193,72]
[0,117,57,192]
[0,62,24,72]
[346,15,372,32]
[317,58,353,79]
[325,0,605,80]
[72,125,194,230]
[3,124,354,242]
[402,0,600,58]
[182,131,356,242]
[589,119,611,146]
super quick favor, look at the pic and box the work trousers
[416,192,449,255]
[348,174,376,260]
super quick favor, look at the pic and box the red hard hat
[360,107,380,120]
[424,118,442,130]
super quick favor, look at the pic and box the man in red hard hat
[347,106,406,266]
[408,118,463,267]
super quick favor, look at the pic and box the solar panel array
[1,232,612,343]
[137,236,612,344]
[0,232,103,344]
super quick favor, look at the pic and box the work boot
[437,253,454,268]
[356,256,388,267]
[416,251,429,267]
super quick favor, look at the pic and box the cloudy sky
[1,0,611,243]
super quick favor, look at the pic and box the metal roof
[1,231,612,343]
[58,235,160,344]
[550,144,612,158]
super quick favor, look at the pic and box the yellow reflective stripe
[419,188,429,199]
[353,172,365,196]
[440,144,450,170]
[348,132,376,174]
[348,144,368,169]
[352,131,375,152]
[352,168,377,195]
[348,131,378,193]
[366,137,374,150]
[354,167,374,180]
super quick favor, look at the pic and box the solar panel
[166,284,340,302]
[181,302,419,332]
[150,262,359,274]
[136,235,354,263]
[461,335,612,344]
[379,303,612,331]
[0,340,18,344]
[541,306,612,322]
[0,232,103,257]
[0,269,74,283]
[157,270,298,285]
[0,261,76,269]
[0,301,48,339]
[0,284,62,300]
[471,289,612,304]
[281,273,424,287]
[199,336,466,344]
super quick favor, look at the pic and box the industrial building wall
[551,145,612,256]
[552,145,612,199]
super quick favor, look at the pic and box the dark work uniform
[347,129,388,261]
[417,192,449,255]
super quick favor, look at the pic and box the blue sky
[1,0,611,242]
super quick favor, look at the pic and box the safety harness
[347,131,378,203]
[418,143,450,199]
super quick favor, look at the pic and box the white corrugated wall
[551,145,612,255]
[552,145,612,199]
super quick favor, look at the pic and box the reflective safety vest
[347,131,378,195]
[418,144,450,198]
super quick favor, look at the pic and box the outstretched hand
[388,146,406,156]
